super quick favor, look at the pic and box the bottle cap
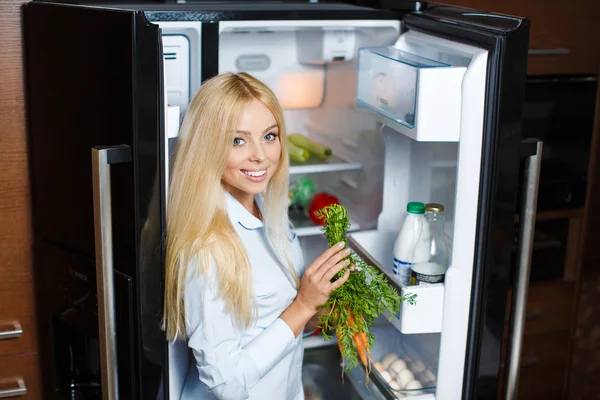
[407,202,425,214]
[425,203,445,212]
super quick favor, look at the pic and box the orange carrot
[359,331,370,355]
[354,334,368,366]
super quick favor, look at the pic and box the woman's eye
[264,133,278,141]
[233,137,245,146]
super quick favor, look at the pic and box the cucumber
[288,133,332,160]
[288,142,310,163]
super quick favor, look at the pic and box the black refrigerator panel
[402,6,530,400]
[26,3,167,399]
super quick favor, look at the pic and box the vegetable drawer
[356,46,466,142]
[348,230,444,334]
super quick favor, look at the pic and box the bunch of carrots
[315,204,416,376]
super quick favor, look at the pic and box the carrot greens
[315,204,416,373]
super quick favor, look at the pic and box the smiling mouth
[241,169,267,177]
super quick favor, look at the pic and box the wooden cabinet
[502,277,577,399]
[522,281,574,336]
[0,0,42,396]
[439,0,600,75]
[518,331,571,400]
[0,212,38,356]
[0,354,41,399]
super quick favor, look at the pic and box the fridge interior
[161,18,489,400]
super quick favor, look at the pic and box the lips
[241,168,268,183]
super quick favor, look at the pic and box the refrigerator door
[26,3,167,399]
[400,6,530,400]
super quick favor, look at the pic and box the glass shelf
[291,210,361,238]
[290,153,362,175]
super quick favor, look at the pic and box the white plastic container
[393,202,430,286]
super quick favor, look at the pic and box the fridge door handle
[92,145,131,400]
[504,139,543,400]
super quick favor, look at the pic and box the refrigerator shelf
[292,218,360,236]
[290,153,363,175]
[291,210,361,238]
[348,230,444,334]
[356,46,466,142]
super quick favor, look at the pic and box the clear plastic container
[348,324,437,397]
[355,45,467,142]
[356,47,449,128]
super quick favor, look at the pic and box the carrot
[359,331,370,355]
[354,333,368,367]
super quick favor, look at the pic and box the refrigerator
[24,1,539,399]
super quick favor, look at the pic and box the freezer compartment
[356,46,466,142]
[348,230,444,334]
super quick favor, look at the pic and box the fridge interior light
[275,70,325,109]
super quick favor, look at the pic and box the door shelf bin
[348,230,444,334]
[347,325,437,399]
[356,46,466,142]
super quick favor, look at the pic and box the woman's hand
[281,241,351,337]
[296,241,352,313]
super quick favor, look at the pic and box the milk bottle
[393,202,430,286]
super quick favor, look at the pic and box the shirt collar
[225,191,264,230]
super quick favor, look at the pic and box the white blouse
[180,192,307,400]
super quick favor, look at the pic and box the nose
[251,142,266,163]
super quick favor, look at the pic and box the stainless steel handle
[0,321,23,340]
[504,139,543,400]
[0,378,26,398]
[92,145,131,400]
[528,48,571,56]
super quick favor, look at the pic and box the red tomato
[308,192,340,225]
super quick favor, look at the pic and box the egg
[422,370,436,383]
[405,380,423,391]
[388,380,401,391]
[396,369,415,388]
[373,361,385,372]
[410,360,426,373]
[389,359,407,375]
[381,353,399,369]
[379,370,393,383]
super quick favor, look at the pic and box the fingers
[315,247,351,280]
[305,241,346,274]
[322,258,351,283]
[330,268,351,291]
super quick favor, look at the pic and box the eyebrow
[235,124,278,136]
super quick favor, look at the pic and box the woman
[164,72,351,400]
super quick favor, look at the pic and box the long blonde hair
[164,73,296,341]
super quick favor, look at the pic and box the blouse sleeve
[185,262,297,400]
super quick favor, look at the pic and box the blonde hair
[164,72,297,341]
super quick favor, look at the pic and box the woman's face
[222,99,281,205]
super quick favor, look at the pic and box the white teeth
[242,170,266,177]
